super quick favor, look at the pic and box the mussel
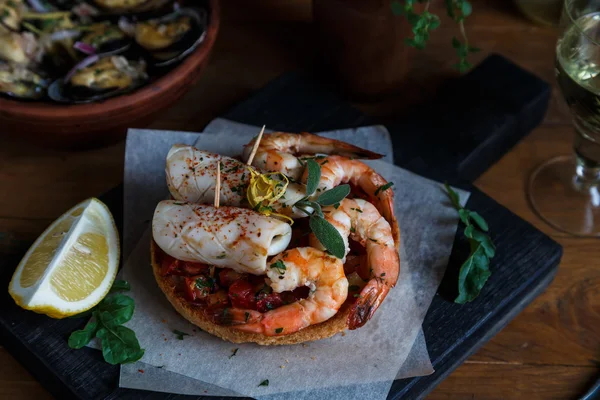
[0,0,24,32]
[75,21,130,54]
[0,62,47,99]
[134,7,205,67]
[90,0,173,14]
[48,52,146,103]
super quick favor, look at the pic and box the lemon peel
[246,167,293,224]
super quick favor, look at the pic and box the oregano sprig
[445,183,495,304]
[391,0,478,72]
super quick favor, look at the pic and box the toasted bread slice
[151,240,352,345]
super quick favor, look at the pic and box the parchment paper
[118,122,469,399]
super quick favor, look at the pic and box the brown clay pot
[313,0,413,100]
[0,0,220,149]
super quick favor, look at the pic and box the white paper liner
[117,122,469,399]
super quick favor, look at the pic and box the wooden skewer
[246,125,266,166]
[214,160,221,208]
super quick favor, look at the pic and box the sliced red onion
[74,41,96,55]
[64,54,99,84]
[72,2,99,17]
[49,29,81,42]
[26,0,53,12]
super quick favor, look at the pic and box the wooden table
[1,1,599,399]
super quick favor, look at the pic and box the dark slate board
[0,55,561,400]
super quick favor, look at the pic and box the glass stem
[573,126,600,186]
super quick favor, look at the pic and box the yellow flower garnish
[246,167,293,224]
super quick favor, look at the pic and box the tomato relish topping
[156,246,309,319]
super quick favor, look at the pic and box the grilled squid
[165,144,309,218]
[152,201,292,275]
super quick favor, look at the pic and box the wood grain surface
[0,1,598,399]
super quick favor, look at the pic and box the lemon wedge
[9,198,119,318]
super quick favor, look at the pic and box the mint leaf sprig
[391,0,479,72]
[294,159,349,259]
[444,184,495,304]
[68,280,144,365]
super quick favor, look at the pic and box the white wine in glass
[528,0,600,236]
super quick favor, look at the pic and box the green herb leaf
[270,260,287,275]
[110,280,131,293]
[96,294,135,327]
[317,184,350,206]
[374,182,394,196]
[259,379,269,387]
[444,182,494,304]
[173,329,190,340]
[444,182,461,208]
[96,321,145,365]
[305,159,321,197]
[275,327,283,334]
[68,319,98,349]
[309,215,346,259]
[468,210,489,232]
[455,243,492,304]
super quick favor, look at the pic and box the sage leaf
[68,319,98,349]
[309,215,346,259]
[317,184,350,206]
[110,280,131,293]
[305,159,321,197]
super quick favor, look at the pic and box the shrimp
[310,198,399,330]
[242,132,383,180]
[211,247,348,336]
[304,155,399,248]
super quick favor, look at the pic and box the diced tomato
[183,275,216,302]
[181,262,210,276]
[160,254,181,276]
[228,280,257,309]
[219,269,247,287]
[256,292,284,313]
[205,290,230,307]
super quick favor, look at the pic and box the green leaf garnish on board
[445,183,495,304]
[68,282,144,365]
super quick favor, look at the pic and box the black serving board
[0,55,562,400]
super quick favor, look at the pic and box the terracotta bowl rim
[0,0,220,119]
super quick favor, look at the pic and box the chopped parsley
[173,329,190,340]
[275,327,283,334]
[216,253,227,259]
[259,379,269,387]
[270,260,287,275]
[374,182,394,196]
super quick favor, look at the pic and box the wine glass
[528,0,600,236]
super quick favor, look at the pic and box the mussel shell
[93,38,132,55]
[0,81,47,100]
[139,7,207,68]
[48,76,143,103]
[48,53,147,104]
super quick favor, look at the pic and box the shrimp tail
[297,132,384,160]
[347,279,389,330]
